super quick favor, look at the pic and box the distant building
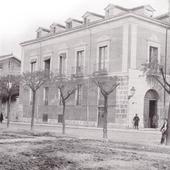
[20,3,170,128]
[0,53,21,121]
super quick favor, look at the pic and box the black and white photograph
[0,0,170,169]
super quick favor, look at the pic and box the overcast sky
[0,0,169,59]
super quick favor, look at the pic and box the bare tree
[142,60,170,144]
[52,75,80,134]
[0,74,20,127]
[91,75,119,139]
[21,71,50,130]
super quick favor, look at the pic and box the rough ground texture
[0,130,170,170]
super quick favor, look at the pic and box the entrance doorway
[98,107,104,127]
[144,89,159,128]
[149,100,157,128]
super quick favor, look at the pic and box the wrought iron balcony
[44,99,48,105]
[55,69,67,78]
[71,65,85,78]
[93,62,109,76]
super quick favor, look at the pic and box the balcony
[93,62,109,76]
[44,99,48,105]
[71,65,85,78]
[55,68,67,79]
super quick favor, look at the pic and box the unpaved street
[0,130,170,170]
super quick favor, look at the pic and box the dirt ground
[0,130,170,170]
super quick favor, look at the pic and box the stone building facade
[20,4,170,128]
[0,53,21,120]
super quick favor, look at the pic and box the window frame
[74,46,86,74]
[96,41,110,71]
[30,56,38,72]
[43,87,49,105]
[58,50,68,75]
[147,41,160,64]
[75,84,82,106]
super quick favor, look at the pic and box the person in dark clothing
[0,112,3,123]
[160,119,168,144]
[133,114,140,129]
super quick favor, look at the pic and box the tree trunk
[7,96,11,128]
[167,101,170,145]
[31,91,36,130]
[103,95,108,139]
[62,101,66,134]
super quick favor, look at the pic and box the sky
[0,0,169,59]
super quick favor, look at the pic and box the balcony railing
[93,61,109,76]
[71,65,86,78]
[44,99,48,105]
[54,68,67,78]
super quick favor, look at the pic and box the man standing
[133,114,140,129]
[0,112,3,123]
[160,119,168,144]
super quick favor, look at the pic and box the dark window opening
[59,53,66,75]
[149,46,158,63]
[44,87,49,105]
[76,84,82,105]
[58,114,63,123]
[42,114,48,122]
[31,61,36,73]
[44,59,50,73]
[98,45,108,71]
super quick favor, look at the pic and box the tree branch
[152,75,170,94]
[105,83,120,95]
[160,68,170,88]
[64,88,77,101]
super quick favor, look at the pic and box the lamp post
[128,86,136,100]
[7,81,12,128]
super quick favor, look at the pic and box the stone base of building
[20,117,128,129]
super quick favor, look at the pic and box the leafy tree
[0,74,20,127]
[142,60,170,145]
[21,71,50,130]
[52,75,81,134]
[91,74,119,139]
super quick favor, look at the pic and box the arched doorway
[143,89,159,128]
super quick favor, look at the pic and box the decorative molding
[130,24,137,69]
[122,23,129,72]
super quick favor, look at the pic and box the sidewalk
[9,121,160,134]
[0,121,163,147]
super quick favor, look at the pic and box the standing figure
[133,114,140,129]
[160,119,168,144]
[0,112,3,123]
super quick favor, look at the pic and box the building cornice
[20,12,170,47]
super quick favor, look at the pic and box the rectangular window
[58,89,62,105]
[84,18,90,24]
[30,61,36,73]
[98,45,108,71]
[58,114,63,123]
[76,50,84,74]
[76,84,82,105]
[59,53,66,75]
[42,114,48,122]
[37,31,41,38]
[149,46,158,63]
[29,90,33,105]
[44,59,50,73]
[66,22,72,29]
[44,87,49,105]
